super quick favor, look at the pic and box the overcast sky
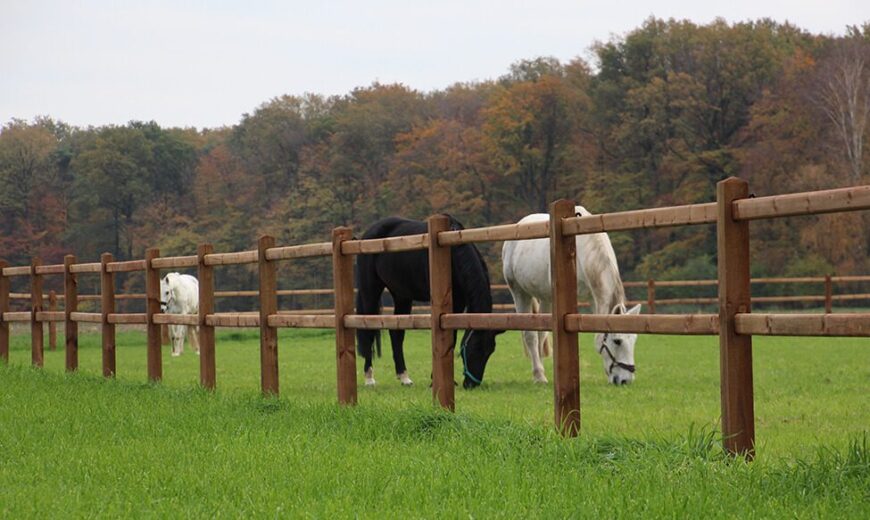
[2,1,867,129]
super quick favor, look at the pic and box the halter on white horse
[160,272,200,357]
[502,205,641,385]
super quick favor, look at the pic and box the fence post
[145,248,162,382]
[31,257,44,367]
[100,253,115,377]
[64,255,78,372]
[716,177,755,459]
[824,275,833,314]
[198,244,216,390]
[259,235,279,396]
[0,261,8,364]
[550,199,580,436]
[49,290,57,350]
[332,227,357,405]
[647,279,656,314]
[428,215,454,411]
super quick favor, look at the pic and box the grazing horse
[356,216,503,389]
[160,272,200,357]
[502,206,641,385]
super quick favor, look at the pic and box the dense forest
[2,18,869,301]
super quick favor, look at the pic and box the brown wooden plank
[152,314,200,326]
[31,257,44,367]
[64,255,78,372]
[206,313,260,327]
[145,248,162,382]
[265,242,332,260]
[735,313,870,336]
[344,314,432,330]
[203,250,258,266]
[562,202,717,236]
[429,215,455,410]
[34,264,65,275]
[438,220,550,245]
[106,259,147,273]
[717,177,755,459]
[441,313,551,331]
[341,233,429,255]
[550,200,580,436]
[564,314,720,335]
[150,256,198,269]
[259,235,279,396]
[2,266,32,276]
[68,262,101,274]
[198,244,216,390]
[107,313,147,324]
[0,260,9,363]
[268,314,335,328]
[3,312,32,322]
[733,184,870,220]
[332,227,357,405]
[69,312,102,323]
[100,253,116,377]
[35,311,64,322]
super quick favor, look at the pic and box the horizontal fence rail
[1,177,868,460]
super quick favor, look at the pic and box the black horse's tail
[355,256,383,359]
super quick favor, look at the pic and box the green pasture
[1,328,867,517]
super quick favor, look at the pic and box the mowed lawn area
[1,327,867,517]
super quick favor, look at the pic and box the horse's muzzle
[462,377,481,389]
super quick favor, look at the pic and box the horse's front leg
[390,298,413,386]
[169,324,184,356]
[188,325,200,354]
[513,291,547,383]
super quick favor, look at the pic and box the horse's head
[594,303,641,385]
[159,273,176,312]
[459,329,504,389]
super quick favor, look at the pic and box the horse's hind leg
[169,324,183,356]
[188,325,200,354]
[510,289,547,383]
[355,260,384,387]
[389,297,413,386]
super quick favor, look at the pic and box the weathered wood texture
[438,220,549,245]
[106,260,147,273]
[717,177,755,459]
[429,215,454,411]
[69,312,101,323]
[63,255,79,372]
[150,256,197,269]
[564,314,720,335]
[100,253,115,377]
[269,314,335,328]
[31,258,44,367]
[733,184,870,220]
[152,314,200,325]
[145,248,162,381]
[735,313,870,336]
[562,202,717,236]
[341,233,429,255]
[259,235,279,396]
[198,244,216,390]
[107,313,147,324]
[0,261,8,363]
[550,200,581,437]
[344,314,431,330]
[332,227,357,405]
[441,313,551,331]
[204,250,258,266]
[265,242,332,260]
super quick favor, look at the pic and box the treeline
[2,18,869,300]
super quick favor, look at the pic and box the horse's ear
[626,304,642,315]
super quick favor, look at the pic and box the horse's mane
[444,215,493,314]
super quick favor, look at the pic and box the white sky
[1,1,867,129]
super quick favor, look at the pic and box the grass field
[1,328,867,517]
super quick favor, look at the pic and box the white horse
[160,272,200,357]
[502,205,641,385]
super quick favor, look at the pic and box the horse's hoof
[397,372,413,386]
[533,377,549,384]
[364,379,377,387]
[171,352,180,357]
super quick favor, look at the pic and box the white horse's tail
[524,299,551,359]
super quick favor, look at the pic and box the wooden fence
[1,177,869,458]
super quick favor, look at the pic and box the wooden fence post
[428,215,455,411]
[647,279,656,314]
[198,244,216,390]
[0,261,9,364]
[145,248,162,382]
[717,177,755,459]
[64,255,78,372]
[824,275,833,314]
[31,257,44,367]
[100,253,115,377]
[550,199,580,436]
[259,235,279,396]
[332,227,357,405]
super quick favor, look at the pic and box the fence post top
[550,199,575,213]
[718,176,748,187]
[258,234,274,243]
[427,214,450,223]
[100,252,112,262]
[64,254,75,262]
[332,226,352,238]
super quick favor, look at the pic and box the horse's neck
[456,245,493,313]
[577,234,626,315]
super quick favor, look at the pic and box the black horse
[355,216,502,389]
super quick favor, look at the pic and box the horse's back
[502,213,552,300]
